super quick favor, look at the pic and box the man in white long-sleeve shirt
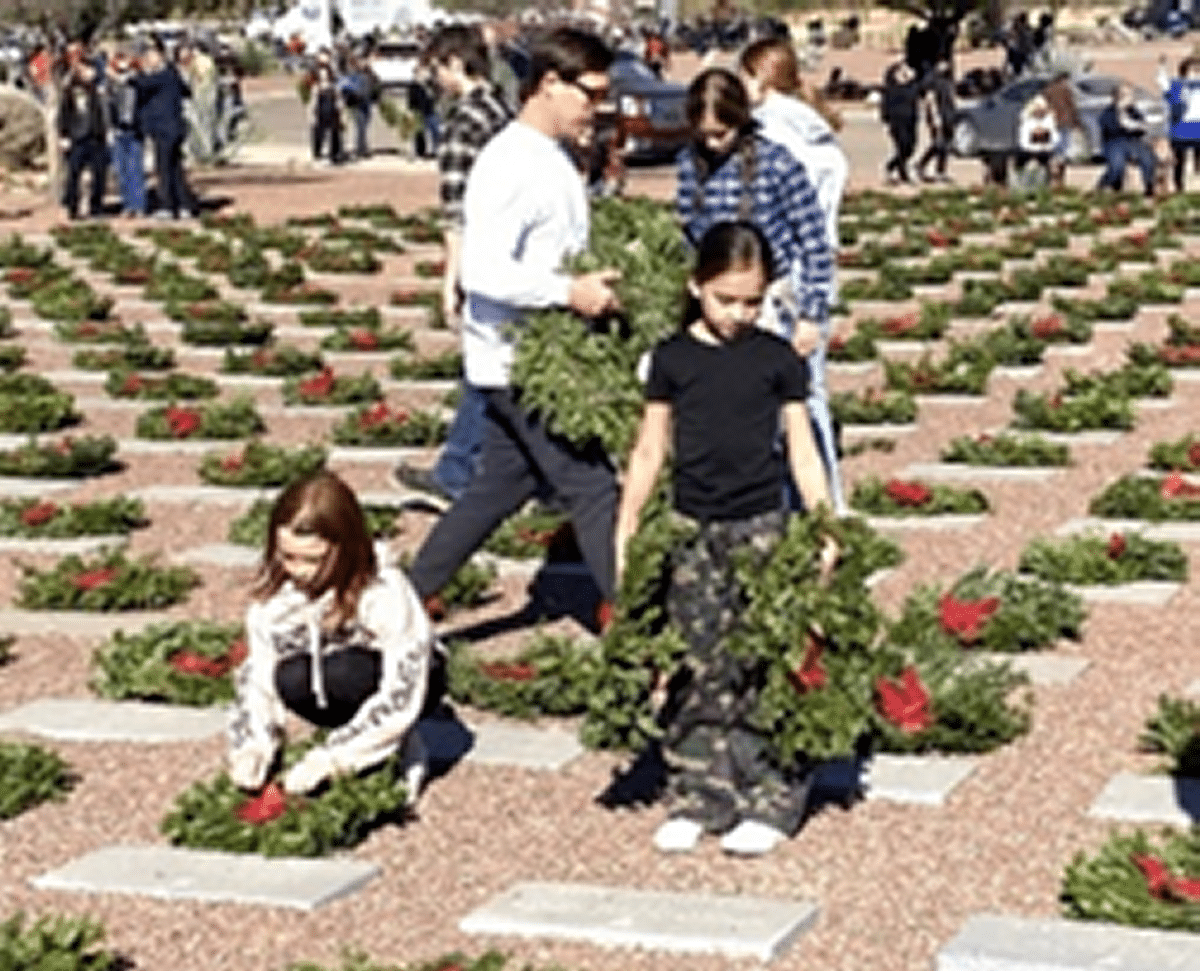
[408,27,622,616]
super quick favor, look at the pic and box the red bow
[164,406,201,439]
[349,329,379,351]
[876,667,932,734]
[938,593,1000,644]
[170,638,248,678]
[20,501,59,527]
[298,367,336,399]
[479,661,537,682]
[73,567,118,591]
[1131,853,1200,902]
[882,312,919,336]
[237,782,287,824]
[1160,345,1200,366]
[1161,471,1200,500]
[884,479,933,507]
[219,451,245,473]
[1188,443,1200,468]
[788,632,827,693]
[1106,533,1127,559]
[927,228,952,248]
[121,373,145,395]
[1031,315,1064,340]
[357,401,393,430]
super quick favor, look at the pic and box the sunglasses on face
[568,78,609,105]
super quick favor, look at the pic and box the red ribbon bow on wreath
[20,501,58,527]
[170,639,248,678]
[1131,853,1200,902]
[938,593,1000,645]
[1106,533,1127,560]
[298,367,336,399]
[237,781,288,824]
[884,479,933,507]
[73,567,118,591]
[788,631,828,693]
[479,661,537,683]
[1161,471,1200,500]
[164,406,201,439]
[876,667,932,734]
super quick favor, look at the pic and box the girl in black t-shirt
[615,221,838,857]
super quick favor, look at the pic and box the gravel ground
[1,39,1200,971]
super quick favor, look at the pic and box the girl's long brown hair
[254,470,378,626]
[686,68,758,219]
[739,37,843,132]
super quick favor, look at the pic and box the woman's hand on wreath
[283,748,337,794]
[818,535,840,583]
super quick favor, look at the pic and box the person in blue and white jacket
[1159,54,1200,193]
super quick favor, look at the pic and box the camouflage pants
[662,509,813,836]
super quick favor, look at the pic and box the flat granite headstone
[865,514,988,532]
[1055,516,1200,544]
[0,698,228,743]
[864,754,978,805]
[173,543,260,569]
[129,484,276,507]
[937,913,1200,971]
[969,652,1091,686]
[0,478,82,498]
[0,609,177,638]
[902,462,1061,483]
[841,423,919,440]
[31,844,379,911]
[1067,582,1183,607]
[418,719,584,771]
[1030,430,1126,446]
[1087,772,1200,827]
[328,445,438,466]
[0,535,127,556]
[458,881,819,961]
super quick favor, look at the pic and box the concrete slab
[327,446,438,466]
[1067,582,1183,607]
[434,719,584,771]
[1087,772,1200,827]
[865,514,988,532]
[120,439,249,456]
[914,395,988,407]
[0,535,128,556]
[827,361,878,376]
[1185,678,1200,698]
[937,913,1200,971]
[841,423,919,439]
[173,543,260,568]
[864,754,978,806]
[31,844,379,910]
[969,652,1091,686]
[1056,516,1200,544]
[875,339,938,356]
[0,608,177,638]
[903,462,1061,483]
[128,485,275,507]
[0,478,83,497]
[458,881,819,961]
[1024,430,1126,446]
[0,698,228,743]
[990,365,1044,380]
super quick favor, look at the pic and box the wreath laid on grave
[160,738,410,857]
[73,340,175,371]
[16,548,201,611]
[104,369,218,401]
[1107,269,1185,305]
[447,634,603,719]
[228,498,401,547]
[319,326,415,353]
[321,225,403,253]
[1149,434,1200,472]
[883,347,994,395]
[143,263,219,304]
[1050,292,1140,322]
[290,950,561,971]
[261,278,338,306]
[0,912,123,970]
[0,743,75,819]
[389,286,439,309]
[1129,314,1200,368]
[840,267,914,302]
[1011,386,1135,432]
[830,388,918,425]
[0,495,146,538]
[401,555,497,618]
[90,620,246,705]
[1018,532,1188,585]
[0,374,78,434]
[413,258,446,279]
[330,403,447,447]
[1140,694,1200,777]
[1062,828,1200,932]
[0,233,55,268]
[1062,360,1172,400]
[222,344,324,377]
[178,314,274,347]
[1038,253,1094,287]
[389,350,463,381]
[6,263,70,299]
[0,435,119,478]
[30,276,114,322]
[298,307,382,330]
[850,477,990,516]
[52,318,140,344]
[857,302,950,340]
[282,368,382,406]
[300,244,382,275]
[1008,311,1092,345]
[826,327,878,362]
[886,565,1085,654]
[0,345,25,371]
[136,397,266,440]
[1089,473,1200,522]
[197,441,327,488]
[941,432,1070,466]
[482,508,570,561]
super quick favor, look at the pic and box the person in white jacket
[228,470,433,799]
[738,37,848,514]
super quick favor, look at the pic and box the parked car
[951,73,1167,163]
[370,38,421,94]
[605,49,690,162]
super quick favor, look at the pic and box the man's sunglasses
[569,78,610,105]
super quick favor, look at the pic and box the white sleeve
[227,602,286,789]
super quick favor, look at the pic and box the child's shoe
[652,817,704,853]
[719,819,787,856]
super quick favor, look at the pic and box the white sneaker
[400,729,429,806]
[652,817,704,853]
[720,820,787,856]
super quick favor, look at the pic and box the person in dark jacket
[915,59,955,182]
[881,59,920,184]
[1096,82,1157,196]
[307,48,344,164]
[58,57,108,220]
[106,47,145,217]
[134,37,197,219]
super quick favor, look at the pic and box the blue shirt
[1165,78,1200,141]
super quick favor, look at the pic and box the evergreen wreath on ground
[858,302,951,340]
[1140,694,1200,777]
[227,498,401,547]
[0,495,146,538]
[831,387,918,425]
[401,554,497,617]
[135,397,266,440]
[0,742,75,819]
[389,350,463,381]
[1011,385,1135,432]
[827,327,878,362]
[73,340,175,371]
[299,306,382,329]
[104,368,218,400]
[0,344,25,371]
[1128,314,1200,368]
[446,634,602,719]
[0,435,120,478]
[1089,473,1200,521]
[320,326,415,353]
[941,432,1071,466]
[178,313,274,346]
[0,912,122,970]
[886,565,1086,654]
[1061,828,1200,932]
[161,738,409,857]
[54,317,146,346]
[1062,360,1173,400]
[1149,433,1200,472]
[883,345,994,395]
[282,368,382,406]
[16,548,201,611]
[0,373,78,434]
[1008,311,1093,346]
[1018,532,1188,584]
[851,476,990,515]
[197,441,327,487]
[330,403,447,447]
[222,344,324,376]
[90,620,245,705]
[289,948,556,971]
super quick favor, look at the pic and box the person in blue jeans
[1096,82,1156,196]
[1158,53,1200,192]
[106,48,145,217]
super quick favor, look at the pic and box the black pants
[916,136,949,178]
[63,137,107,218]
[151,133,193,216]
[312,110,343,162]
[276,647,382,728]
[408,387,618,603]
[885,119,917,181]
[1171,139,1200,192]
